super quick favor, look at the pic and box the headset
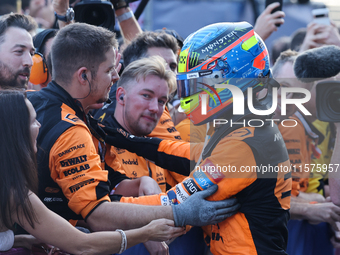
[73,72,92,100]
[29,29,58,85]
[75,72,112,103]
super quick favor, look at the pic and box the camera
[74,0,115,31]
[316,80,340,122]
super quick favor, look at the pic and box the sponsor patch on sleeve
[160,195,171,206]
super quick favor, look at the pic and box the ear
[76,67,89,85]
[116,87,126,105]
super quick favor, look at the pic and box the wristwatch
[54,7,75,23]
[112,0,129,10]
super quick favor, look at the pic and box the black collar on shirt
[106,114,129,133]
[44,80,86,120]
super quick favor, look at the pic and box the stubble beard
[124,107,157,137]
[0,61,28,89]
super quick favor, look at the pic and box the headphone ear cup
[29,53,48,85]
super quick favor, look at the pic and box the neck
[56,79,92,112]
[114,106,135,135]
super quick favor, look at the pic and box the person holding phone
[254,1,285,41]
[298,21,340,52]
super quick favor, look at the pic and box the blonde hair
[118,55,176,94]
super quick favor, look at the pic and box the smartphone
[312,8,331,25]
[265,0,283,27]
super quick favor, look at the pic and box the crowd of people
[1,0,340,255]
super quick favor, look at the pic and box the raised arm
[114,3,143,45]
[254,2,285,41]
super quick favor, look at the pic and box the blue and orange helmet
[177,22,271,125]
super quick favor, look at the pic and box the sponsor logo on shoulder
[63,164,90,177]
[60,155,88,167]
[58,144,85,157]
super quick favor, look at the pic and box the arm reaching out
[12,191,185,255]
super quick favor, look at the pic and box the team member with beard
[0,13,36,90]
[109,55,177,193]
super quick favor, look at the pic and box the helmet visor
[177,70,224,98]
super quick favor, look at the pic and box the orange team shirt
[278,115,315,196]
[111,146,167,192]
[49,116,112,222]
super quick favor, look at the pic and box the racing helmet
[177,22,271,125]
